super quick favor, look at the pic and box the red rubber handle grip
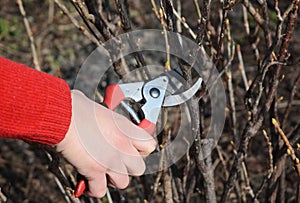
[74,179,86,198]
[103,84,125,110]
[138,119,156,135]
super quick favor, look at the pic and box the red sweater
[0,57,72,145]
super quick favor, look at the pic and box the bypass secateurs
[74,69,203,197]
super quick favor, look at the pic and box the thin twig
[172,8,197,40]
[254,130,273,200]
[163,168,173,203]
[54,0,101,46]
[261,0,272,47]
[16,0,41,71]
[241,0,269,37]
[176,0,182,34]
[242,4,260,63]
[106,188,113,203]
[182,151,191,200]
[151,0,160,19]
[44,151,76,203]
[193,0,202,19]
[272,119,300,176]
[152,0,197,40]
[159,8,171,71]
[224,18,238,143]
[48,0,55,24]
[215,2,227,66]
[241,161,257,202]
[216,145,229,179]
[242,5,250,35]
[237,44,249,91]
[0,188,7,203]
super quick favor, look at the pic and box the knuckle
[98,189,107,198]
[91,189,106,198]
[118,178,129,189]
[134,161,146,176]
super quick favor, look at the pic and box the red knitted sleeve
[0,57,72,145]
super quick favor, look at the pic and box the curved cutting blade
[162,78,202,107]
[163,68,185,95]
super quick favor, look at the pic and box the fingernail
[149,141,156,152]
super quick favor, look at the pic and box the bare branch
[272,119,300,176]
[54,0,101,46]
[16,0,41,70]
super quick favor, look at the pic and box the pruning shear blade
[163,77,202,107]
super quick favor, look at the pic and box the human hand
[55,90,156,198]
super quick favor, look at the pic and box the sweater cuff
[37,76,72,145]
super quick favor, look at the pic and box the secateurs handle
[103,84,125,110]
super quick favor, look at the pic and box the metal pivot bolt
[150,87,160,98]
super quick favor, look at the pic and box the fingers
[106,171,130,189]
[86,171,130,198]
[113,115,157,155]
[119,147,146,175]
[131,134,156,155]
[86,173,107,198]
[94,102,157,155]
